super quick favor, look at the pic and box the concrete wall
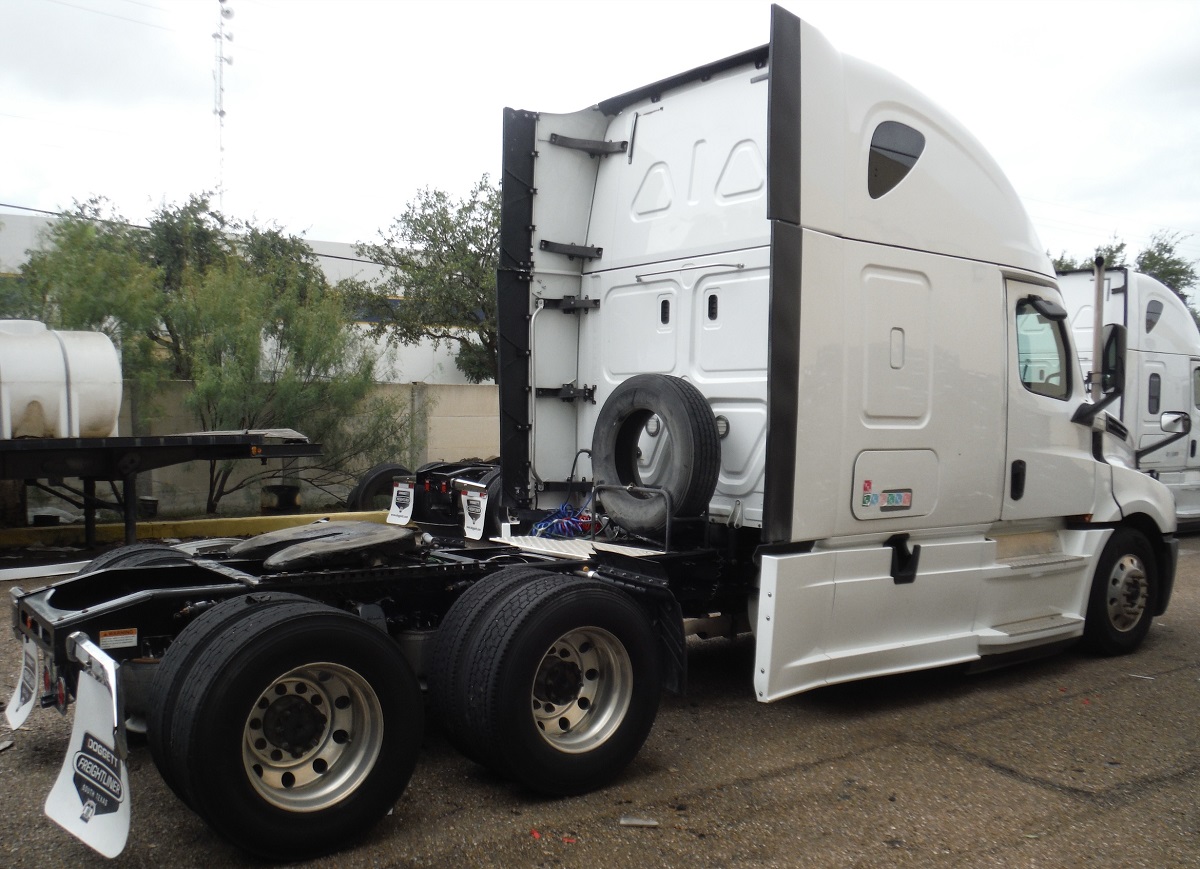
[421,384,501,463]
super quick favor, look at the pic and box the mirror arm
[1134,413,1192,463]
[1072,391,1121,427]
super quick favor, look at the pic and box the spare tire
[591,374,720,536]
[76,542,190,576]
[345,462,411,511]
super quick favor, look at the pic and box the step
[494,536,661,560]
[997,552,1087,573]
[979,613,1083,647]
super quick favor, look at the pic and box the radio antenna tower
[212,0,234,209]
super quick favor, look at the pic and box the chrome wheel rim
[530,627,632,754]
[242,662,383,812]
[1106,553,1149,633]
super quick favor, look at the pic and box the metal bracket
[542,296,600,313]
[539,239,603,260]
[535,384,596,404]
[66,632,126,756]
[635,262,744,283]
[1135,412,1191,462]
[549,132,629,157]
[884,534,921,585]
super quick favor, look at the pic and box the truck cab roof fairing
[512,4,1051,280]
[596,46,769,119]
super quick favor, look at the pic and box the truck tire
[591,374,720,537]
[1083,527,1158,655]
[346,462,411,511]
[76,542,190,575]
[427,565,553,758]
[167,600,423,860]
[147,592,312,805]
[459,575,662,796]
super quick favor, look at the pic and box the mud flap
[387,477,415,525]
[458,481,487,540]
[4,635,38,730]
[44,632,130,859]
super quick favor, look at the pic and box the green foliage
[139,195,231,294]
[17,198,163,405]
[1135,230,1197,301]
[0,272,30,319]
[1050,252,1082,273]
[135,195,234,381]
[1093,236,1128,270]
[356,175,500,384]
[18,196,415,513]
[1052,229,1198,307]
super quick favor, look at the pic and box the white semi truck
[6,6,1177,860]
[1059,265,1200,523]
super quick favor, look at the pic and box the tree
[18,197,416,513]
[1051,237,1129,274]
[177,234,413,512]
[1050,251,1082,274]
[1135,230,1197,302]
[1050,229,1197,307]
[136,195,234,381]
[16,198,164,410]
[1094,236,1128,271]
[355,176,500,383]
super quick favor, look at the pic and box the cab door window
[1015,298,1070,400]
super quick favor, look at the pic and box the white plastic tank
[0,320,122,439]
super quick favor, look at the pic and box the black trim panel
[498,108,538,509]
[596,46,768,118]
[764,221,803,543]
[763,5,804,543]
[766,5,802,225]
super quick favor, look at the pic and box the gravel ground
[1,536,1197,868]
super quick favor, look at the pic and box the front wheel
[1082,528,1157,655]
[168,601,423,860]
[459,576,663,796]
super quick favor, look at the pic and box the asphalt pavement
[1,535,1197,868]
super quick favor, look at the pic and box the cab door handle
[1010,460,1026,501]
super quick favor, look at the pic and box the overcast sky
[2,0,1198,267]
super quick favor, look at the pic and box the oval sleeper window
[1146,299,1163,333]
[868,121,926,199]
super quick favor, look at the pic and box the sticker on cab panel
[860,488,913,511]
[852,449,936,521]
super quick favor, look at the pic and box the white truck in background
[6,5,1178,861]
[1060,266,1200,523]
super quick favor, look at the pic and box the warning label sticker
[98,629,137,651]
